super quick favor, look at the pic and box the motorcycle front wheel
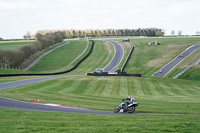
[127,106,135,113]
[113,107,120,113]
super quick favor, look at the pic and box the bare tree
[171,30,175,36]
[178,31,182,36]
[23,32,32,40]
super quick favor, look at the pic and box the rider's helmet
[128,96,132,98]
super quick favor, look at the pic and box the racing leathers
[122,97,135,110]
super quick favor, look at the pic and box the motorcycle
[114,101,139,113]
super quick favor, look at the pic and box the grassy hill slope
[29,40,89,72]
[113,37,200,77]
[67,40,114,75]
[0,108,199,133]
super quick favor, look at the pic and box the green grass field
[178,65,200,81]
[0,68,33,75]
[112,37,200,77]
[66,40,114,75]
[29,40,90,72]
[0,76,199,114]
[0,37,200,132]
[0,109,199,133]
[0,40,34,51]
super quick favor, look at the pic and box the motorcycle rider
[122,96,135,110]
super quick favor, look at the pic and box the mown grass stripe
[111,78,120,96]
[71,80,89,94]
[174,84,193,96]
[83,79,99,95]
[66,80,82,93]
[39,80,66,94]
[146,80,160,96]
[168,84,189,96]
[57,80,76,93]
[191,85,200,93]
[156,82,175,96]
[178,84,198,95]
[101,79,114,96]
[127,77,135,95]
[133,79,145,96]
[14,80,55,93]
[152,81,167,96]
[93,80,107,95]
[119,78,128,96]
[141,79,152,95]
[56,80,75,94]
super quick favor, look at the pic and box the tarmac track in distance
[103,40,124,72]
[153,44,200,77]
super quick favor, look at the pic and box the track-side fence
[121,46,134,72]
[173,59,200,79]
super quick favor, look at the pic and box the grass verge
[112,37,200,77]
[29,40,88,72]
[0,109,199,133]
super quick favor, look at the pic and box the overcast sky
[0,0,200,39]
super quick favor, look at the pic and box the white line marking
[103,40,116,72]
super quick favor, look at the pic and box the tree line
[35,28,164,38]
[0,31,65,69]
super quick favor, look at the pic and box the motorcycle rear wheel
[114,107,120,113]
[127,106,135,113]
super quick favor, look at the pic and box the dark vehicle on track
[114,101,139,113]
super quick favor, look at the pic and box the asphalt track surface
[1,97,199,116]
[153,44,200,77]
[103,40,124,72]
[0,75,78,90]
[24,42,69,71]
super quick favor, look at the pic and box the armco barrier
[0,40,94,77]
[173,59,200,79]
[86,72,142,77]
[121,46,134,72]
